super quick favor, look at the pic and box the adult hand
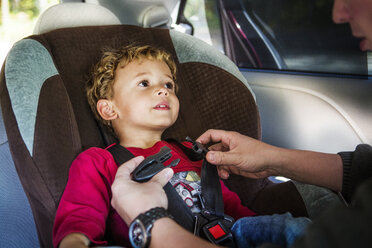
[197,129,281,179]
[111,156,174,225]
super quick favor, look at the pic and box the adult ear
[97,99,117,120]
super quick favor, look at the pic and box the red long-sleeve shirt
[53,141,255,247]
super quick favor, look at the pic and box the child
[53,44,309,248]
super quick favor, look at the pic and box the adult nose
[332,0,350,24]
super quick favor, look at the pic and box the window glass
[239,0,368,75]
[184,0,224,53]
[0,0,59,65]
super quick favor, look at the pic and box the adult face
[333,0,372,51]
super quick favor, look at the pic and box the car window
[0,0,59,65]
[241,0,369,75]
[185,0,371,76]
[184,0,224,53]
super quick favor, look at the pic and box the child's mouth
[154,103,170,110]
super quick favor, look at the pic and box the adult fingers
[196,129,231,145]
[151,168,174,187]
[216,166,230,179]
[116,156,145,180]
[209,143,229,152]
[206,150,240,166]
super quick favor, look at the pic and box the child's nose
[332,0,350,24]
[157,88,169,96]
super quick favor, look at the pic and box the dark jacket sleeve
[338,144,372,203]
[289,144,372,248]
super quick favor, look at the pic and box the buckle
[194,209,235,247]
[203,219,234,244]
[132,146,179,182]
[185,136,208,157]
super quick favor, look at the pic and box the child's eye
[165,82,175,90]
[138,80,149,87]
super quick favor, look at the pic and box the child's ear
[97,99,117,120]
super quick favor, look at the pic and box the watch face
[129,219,148,248]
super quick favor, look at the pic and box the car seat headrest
[33,3,121,34]
[142,5,171,27]
[85,0,171,28]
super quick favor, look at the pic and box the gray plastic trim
[5,39,59,156]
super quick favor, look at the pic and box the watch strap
[130,207,170,248]
[144,207,169,222]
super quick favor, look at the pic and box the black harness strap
[201,159,224,217]
[166,138,224,216]
[107,144,195,232]
[108,141,235,247]
[168,139,236,247]
[107,143,135,163]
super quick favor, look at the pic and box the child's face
[110,58,179,133]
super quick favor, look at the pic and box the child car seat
[0,4,310,247]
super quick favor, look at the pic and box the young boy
[53,44,258,248]
[53,44,309,248]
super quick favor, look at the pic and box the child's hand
[111,156,174,225]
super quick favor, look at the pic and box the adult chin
[360,38,372,51]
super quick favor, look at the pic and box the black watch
[129,207,170,248]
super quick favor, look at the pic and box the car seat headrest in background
[1,23,292,247]
[33,3,121,34]
[142,5,172,28]
[86,0,171,28]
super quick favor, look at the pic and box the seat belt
[169,138,236,247]
[107,139,236,247]
[165,137,225,216]
[107,144,195,232]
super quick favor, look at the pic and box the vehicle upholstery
[85,0,172,28]
[33,3,121,34]
[247,71,372,153]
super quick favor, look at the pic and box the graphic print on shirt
[169,171,202,214]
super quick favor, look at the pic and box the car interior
[1,0,371,247]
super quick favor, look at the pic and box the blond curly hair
[86,44,177,130]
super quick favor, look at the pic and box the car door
[184,0,372,153]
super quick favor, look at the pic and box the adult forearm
[275,147,343,192]
[150,218,218,248]
[198,129,344,190]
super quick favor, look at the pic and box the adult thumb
[151,168,174,187]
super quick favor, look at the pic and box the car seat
[0,3,315,248]
[0,107,39,247]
